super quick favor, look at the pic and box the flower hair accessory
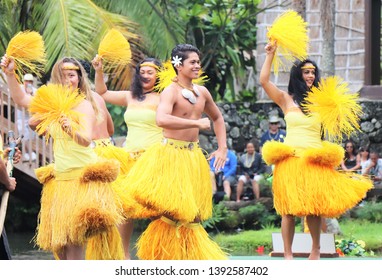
[171,55,182,67]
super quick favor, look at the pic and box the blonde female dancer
[1,56,122,260]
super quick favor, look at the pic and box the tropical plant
[335,238,369,257]
[354,202,382,223]
[1,0,138,88]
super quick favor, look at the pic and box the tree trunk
[320,0,336,77]
[292,0,306,20]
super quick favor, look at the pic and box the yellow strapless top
[53,128,97,173]
[283,107,322,156]
[123,105,163,152]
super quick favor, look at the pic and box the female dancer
[259,43,372,260]
[92,57,163,259]
[1,56,122,260]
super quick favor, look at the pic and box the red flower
[256,246,265,255]
[336,248,345,257]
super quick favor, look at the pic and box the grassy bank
[213,220,382,257]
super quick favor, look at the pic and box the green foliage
[214,224,277,255]
[158,0,261,100]
[238,203,278,230]
[353,201,382,223]
[335,238,369,257]
[107,103,127,136]
[203,202,230,229]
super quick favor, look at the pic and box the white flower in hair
[171,55,182,67]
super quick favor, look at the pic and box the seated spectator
[362,151,382,186]
[357,146,370,174]
[210,149,237,201]
[259,115,286,153]
[236,142,265,201]
[340,140,360,172]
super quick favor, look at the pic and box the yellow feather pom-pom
[6,30,46,79]
[98,28,131,66]
[302,76,362,142]
[154,60,175,93]
[29,84,85,142]
[267,10,309,74]
[154,60,209,93]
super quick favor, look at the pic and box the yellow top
[53,128,97,173]
[123,104,163,152]
[283,107,322,156]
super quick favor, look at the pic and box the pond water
[7,231,139,260]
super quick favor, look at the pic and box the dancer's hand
[91,55,103,72]
[208,147,228,171]
[0,55,15,75]
[59,116,73,135]
[198,118,211,130]
[265,42,277,55]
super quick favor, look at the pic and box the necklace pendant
[181,89,196,104]
[137,95,146,102]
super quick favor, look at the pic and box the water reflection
[7,231,54,260]
[7,231,139,260]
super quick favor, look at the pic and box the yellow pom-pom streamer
[302,76,362,142]
[154,60,209,93]
[6,30,46,79]
[267,10,309,74]
[98,28,131,66]
[29,84,85,142]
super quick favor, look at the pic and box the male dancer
[125,44,228,259]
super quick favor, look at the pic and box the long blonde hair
[50,57,101,121]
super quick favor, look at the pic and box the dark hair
[344,140,357,158]
[78,59,91,77]
[288,59,320,108]
[130,58,162,100]
[170,44,200,74]
[358,146,370,153]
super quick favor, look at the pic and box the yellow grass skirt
[34,159,123,254]
[262,141,373,217]
[136,217,228,260]
[123,138,212,222]
[92,138,156,219]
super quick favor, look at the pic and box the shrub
[354,202,382,223]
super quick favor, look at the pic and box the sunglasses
[270,122,279,125]
[345,146,353,148]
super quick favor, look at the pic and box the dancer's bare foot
[284,252,293,260]
[308,249,320,260]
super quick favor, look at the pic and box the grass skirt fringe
[263,141,373,217]
[85,225,124,260]
[92,139,135,176]
[123,140,212,222]
[92,141,159,220]
[34,160,123,253]
[136,218,228,260]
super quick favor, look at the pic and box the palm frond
[35,0,140,75]
[96,0,185,59]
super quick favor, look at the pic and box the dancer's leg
[281,214,295,260]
